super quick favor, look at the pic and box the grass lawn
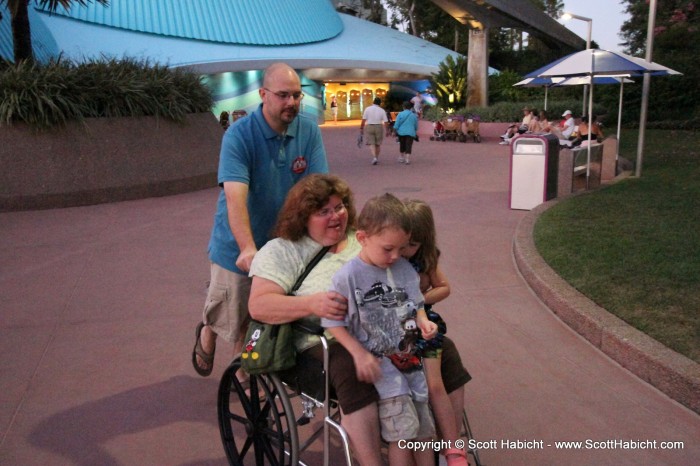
[534,129,700,363]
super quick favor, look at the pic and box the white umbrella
[534,49,681,187]
[514,75,630,112]
[513,77,565,110]
[536,49,679,78]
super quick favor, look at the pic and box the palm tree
[1,0,108,62]
[431,55,468,112]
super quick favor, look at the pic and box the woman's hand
[353,350,381,383]
[310,291,348,321]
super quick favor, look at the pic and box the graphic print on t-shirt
[352,281,421,368]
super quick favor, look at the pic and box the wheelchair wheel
[218,358,299,465]
[462,410,482,466]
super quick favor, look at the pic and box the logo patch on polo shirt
[292,156,308,174]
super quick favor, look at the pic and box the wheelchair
[217,323,482,466]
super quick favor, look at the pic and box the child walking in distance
[403,199,469,466]
[322,193,438,466]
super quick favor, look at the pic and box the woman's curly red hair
[274,174,357,241]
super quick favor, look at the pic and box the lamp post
[636,0,657,178]
[561,12,592,116]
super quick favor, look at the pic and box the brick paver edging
[513,196,700,415]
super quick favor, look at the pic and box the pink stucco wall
[1,113,222,211]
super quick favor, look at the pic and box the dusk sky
[561,0,631,52]
[384,0,633,53]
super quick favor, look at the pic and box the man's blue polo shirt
[208,104,328,274]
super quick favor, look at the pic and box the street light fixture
[561,12,592,116]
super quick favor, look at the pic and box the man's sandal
[192,322,215,377]
[445,447,469,466]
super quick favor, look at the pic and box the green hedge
[424,100,609,124]
[0,58,213,129]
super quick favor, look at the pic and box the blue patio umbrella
[532,49,680,187]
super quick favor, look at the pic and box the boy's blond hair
[357,193,411,236]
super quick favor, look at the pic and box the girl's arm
[422,265,451,305]
[416,308,438,340]
[326,327,381,383]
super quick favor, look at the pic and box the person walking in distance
[330,95,338,124]
[360,97,388,165]
[410,91,424,118]
[393,101,419,165]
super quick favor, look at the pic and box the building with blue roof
[1,0,463,121]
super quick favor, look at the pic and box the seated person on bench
[249,174,472,466]
[550,110,577,147]
[531,110,554,134]
[500,107,535,145]
[576,115,604,144]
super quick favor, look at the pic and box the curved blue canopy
[35,0,343,46]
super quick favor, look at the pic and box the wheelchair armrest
[292,321,325,336]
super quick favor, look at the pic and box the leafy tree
[489,69,527,103]
[526,0,564,54]
[385,0,469,53]
[0,0,108,63]
[619,0,699,123]
[531,0,564,19]
[430,54,467,112]
[365,0,387,24]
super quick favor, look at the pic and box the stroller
[430,115,466,142]
[462,114,482,143]
[431,120,446,141]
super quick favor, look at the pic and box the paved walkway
[1,121,698,465]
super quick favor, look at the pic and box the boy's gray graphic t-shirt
[324,256,428,400]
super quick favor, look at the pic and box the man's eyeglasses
[264,88,305,101]
[314,203,346,218]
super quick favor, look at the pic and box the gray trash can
[509,134,559,210]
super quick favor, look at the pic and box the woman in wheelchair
[248,174,472,465]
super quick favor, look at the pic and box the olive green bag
[240,246,330,375]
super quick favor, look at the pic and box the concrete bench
[557,143,604,196]
[573,151,588,176]
[601,136,618,182]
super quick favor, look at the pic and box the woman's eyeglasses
[314,203,346,218]
[264,88,305,101]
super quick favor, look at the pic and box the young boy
[322,193,437,466]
